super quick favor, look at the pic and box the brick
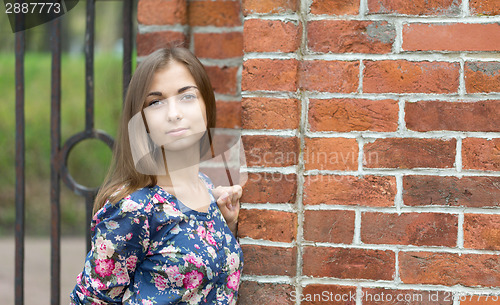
[465,62,500,93]
[238,209,297,242]
[137,0,187,25]
[361,212,457,247]
[363,60,460,94]
[242,0,299,15]
[303,247,395,280]
[205,66,238,95]
[460,295,500,305]
[308,20,395,54]
[299,60,359,93]
[188,1,241,27]
[399,251,500,287]
[310,0,359,15]
[304,138,358,171]
[241,98,300,130]
[242,59,298,92]
[242,172,296,203]
[238,281,294,305]
[244,19,301,53]
[470,0,500,15]
[403,176,500,208]
[136,31,187,56]
[302,284,357,305]
[303,210,355,244]
[215,101,241,129]
[241,245,296,276]
[406,100,500,132]
[303,175,396,207]
[464,214,500,251]
[361,288,453,305]
[367,0,461,15]
[193,32,243,59]
[403,23,500,52]
[309,98,398,132]
[462,138,500,171]
[243,135,299,167]
[363,138,456,169]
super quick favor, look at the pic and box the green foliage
[0,52,135,236]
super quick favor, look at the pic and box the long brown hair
[93,47,216,214]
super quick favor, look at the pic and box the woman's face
[142,60,207,152]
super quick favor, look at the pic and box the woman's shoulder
[198,171,214,189]
[94,185,161,220]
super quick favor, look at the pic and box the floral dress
[70,172,243,304]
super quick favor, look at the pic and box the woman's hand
[212,185,242,236]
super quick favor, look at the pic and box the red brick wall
[137,0,500,304]
[239,0,500,304]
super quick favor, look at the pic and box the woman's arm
[70,197,151,304]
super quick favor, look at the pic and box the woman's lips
[167,128,188,136]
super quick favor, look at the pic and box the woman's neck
[156,144,201,189]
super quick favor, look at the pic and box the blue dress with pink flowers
[70,172,243,304]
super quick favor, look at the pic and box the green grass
[0,52,136,236]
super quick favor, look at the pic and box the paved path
[0,237,86,305]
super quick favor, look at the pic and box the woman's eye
[180,94,197,102]
[148,100,161,107]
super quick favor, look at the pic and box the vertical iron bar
[85,194,94,253]
[85,0,96,249]
[123,0,133,104]
[85,0,95,132]
[14,13,25,305]
[50,17,62,305]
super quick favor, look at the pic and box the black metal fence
[14,1,135,304]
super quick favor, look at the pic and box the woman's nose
[166,100,182,121]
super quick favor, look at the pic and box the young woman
[70,47,243,304]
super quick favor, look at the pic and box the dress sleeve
[70,195,152,304]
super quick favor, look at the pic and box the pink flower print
[206,221,215,232]
[181,289,203,305]
[105,220,119,230]
[205,231,217,246]
[108,286,124,298]
[154,274,169,291]
[227,270,241,290]
[153,193,165,203]
[185,253,204,268]
[194,244,200,249]
[95,259,115,277]
[163,204,182,217]
[226,253,240,273]
[183,270,203,289]
[95,236,115,259]
[207,246,216,259]
[126,233,133,241]
[122,199,143,212]
[165,265,184,287]
[90,277,106,290]
[145,202,153,213]
[196,225,206,239]
[142,300,154,305]
[113,262,129,285]
[134,218,140,224]
[126,255,138,271]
